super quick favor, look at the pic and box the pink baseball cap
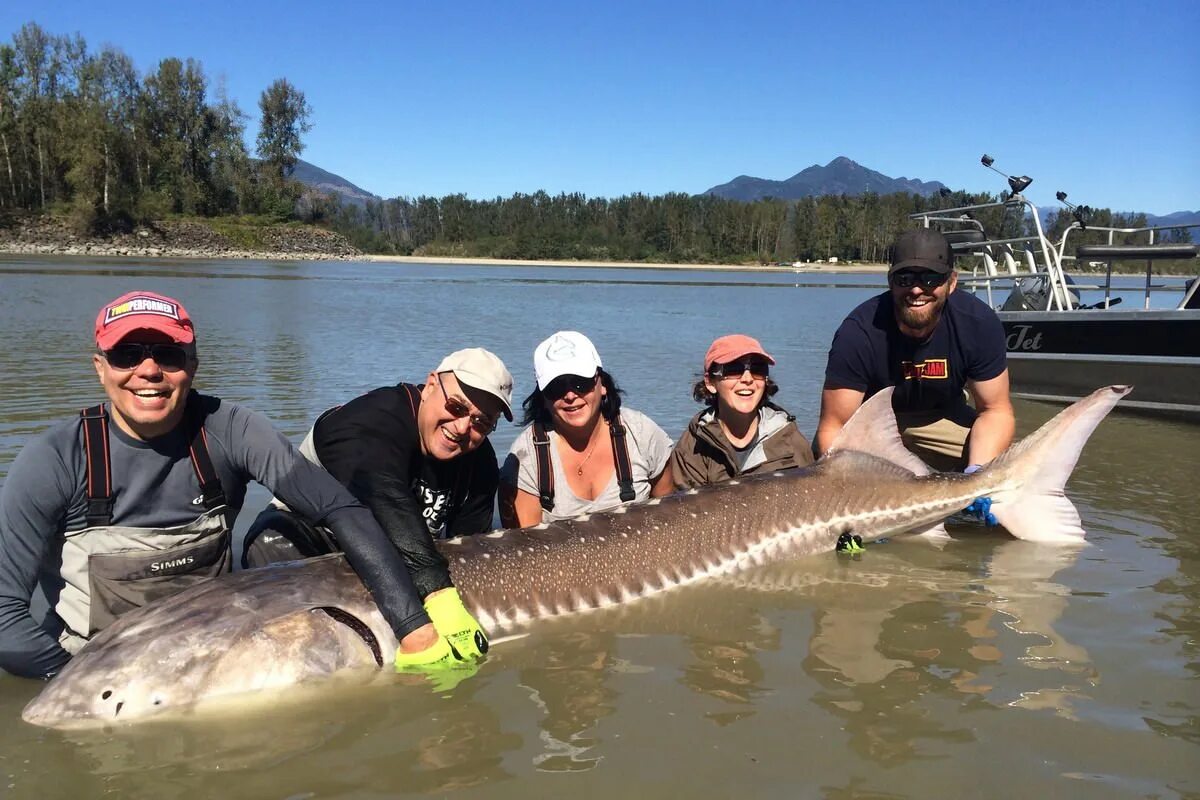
[94,291,196,350]
[703,334,775,373]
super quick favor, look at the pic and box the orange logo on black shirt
[900,359,948,380]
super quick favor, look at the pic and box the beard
[894,293,947,335]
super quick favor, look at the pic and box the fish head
[23,604,393,729]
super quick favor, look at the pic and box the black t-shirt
[310,383,499,597]
[824,290,1007,413]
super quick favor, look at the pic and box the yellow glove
[394,636,480,693]
[424,587,489,660]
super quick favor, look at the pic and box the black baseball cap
[889,229,954,275]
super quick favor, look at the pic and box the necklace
[575,434,600,475]
[566,421,605,476]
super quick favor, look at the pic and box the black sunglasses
[891,270,949,290]
[544,373,598,400]
[436,373,498,435]
[103,343,190,371]
[709,359,770,380]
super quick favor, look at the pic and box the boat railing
[911,195,1077,311]
[1056,222,1200,310]
[912,197,1199,311]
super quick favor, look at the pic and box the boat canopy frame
[909,195,1199,312]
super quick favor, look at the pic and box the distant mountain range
[291,159,378,207]
[702,156,948,202]
[289,156,1196,232]
[1145,210,1200,228]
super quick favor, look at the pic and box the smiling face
[542,372,604,433]
[704,366,767,417]
[92,330,197,441]
[890,270,957,337]
[417,371,502,461]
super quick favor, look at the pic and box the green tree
[256,78,311,182]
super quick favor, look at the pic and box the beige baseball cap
[436,348,514,421]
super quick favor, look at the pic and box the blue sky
[4,1,1197,213]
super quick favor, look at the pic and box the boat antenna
[980,154,1033,195]
[1055,191,1092,230]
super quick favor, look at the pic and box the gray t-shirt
[501,408,672,522]
[0,393,428,678]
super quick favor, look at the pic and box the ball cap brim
[704,334,775,373]
[436,348,514,421]
[95,291,196,350]
[533,331,604,391]
[889,228,955,275]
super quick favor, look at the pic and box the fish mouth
[313,606,382,667]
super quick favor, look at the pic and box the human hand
[962,465,999,526]
[424,587,489,660]
[394,635,481,692]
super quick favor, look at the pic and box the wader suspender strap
[80,406,113,527]
[185,417,225,511]
[609,415,637,502]
[532,422,554,512]
[79,400,226,525]
[532,416,636,511]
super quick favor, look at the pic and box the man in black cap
[814,228,1013,475]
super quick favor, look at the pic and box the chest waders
[532,415,636,513]
[57,401,231,652]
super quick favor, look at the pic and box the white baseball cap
[436,348,514,421]
[533,331,603,391]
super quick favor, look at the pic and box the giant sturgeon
[22,385,1130,728]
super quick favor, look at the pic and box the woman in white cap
[669,334,813,489]
[499,331,674,527]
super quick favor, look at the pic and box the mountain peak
[704,158,946,202]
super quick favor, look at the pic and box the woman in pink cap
[669,334,814,488]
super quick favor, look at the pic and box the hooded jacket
[670,403,814,489]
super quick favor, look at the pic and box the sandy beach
[363,253,891,274]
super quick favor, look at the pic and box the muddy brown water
[0,256,1195,798]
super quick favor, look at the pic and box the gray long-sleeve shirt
[0,393,430,678]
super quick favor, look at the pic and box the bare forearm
[967,407,1015,466]
[813,421,843,456]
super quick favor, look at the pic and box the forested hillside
[0,22,310,232]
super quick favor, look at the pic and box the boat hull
[1000,309,1200,418]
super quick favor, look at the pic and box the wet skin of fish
[21,385,1130,728]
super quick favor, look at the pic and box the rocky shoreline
[0,215,361,261]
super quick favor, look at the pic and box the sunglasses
[103,342,191,371]
[891,270,949,290]
[544,373,598,400]
[709,359,770,380]
[436,372,497,435]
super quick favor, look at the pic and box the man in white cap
[243,348,513,674]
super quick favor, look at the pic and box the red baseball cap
[94,291,195,350]
[703,334,775,373]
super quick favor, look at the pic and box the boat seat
[1076,244,1199,261]
[945,229,987,252]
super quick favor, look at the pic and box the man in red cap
[0,291,471,681]
[670,334,814,488]
[815,229,1014,481]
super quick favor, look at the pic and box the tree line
[318,188,1041,264]
[0,22,310,231]
[323,189,1189,266]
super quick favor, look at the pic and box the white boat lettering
[1006,324,1043,352]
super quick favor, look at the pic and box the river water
[0,256,1196,798]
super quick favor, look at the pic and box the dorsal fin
[825,387,932,476]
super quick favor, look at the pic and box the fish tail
[983,385,1131,543]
